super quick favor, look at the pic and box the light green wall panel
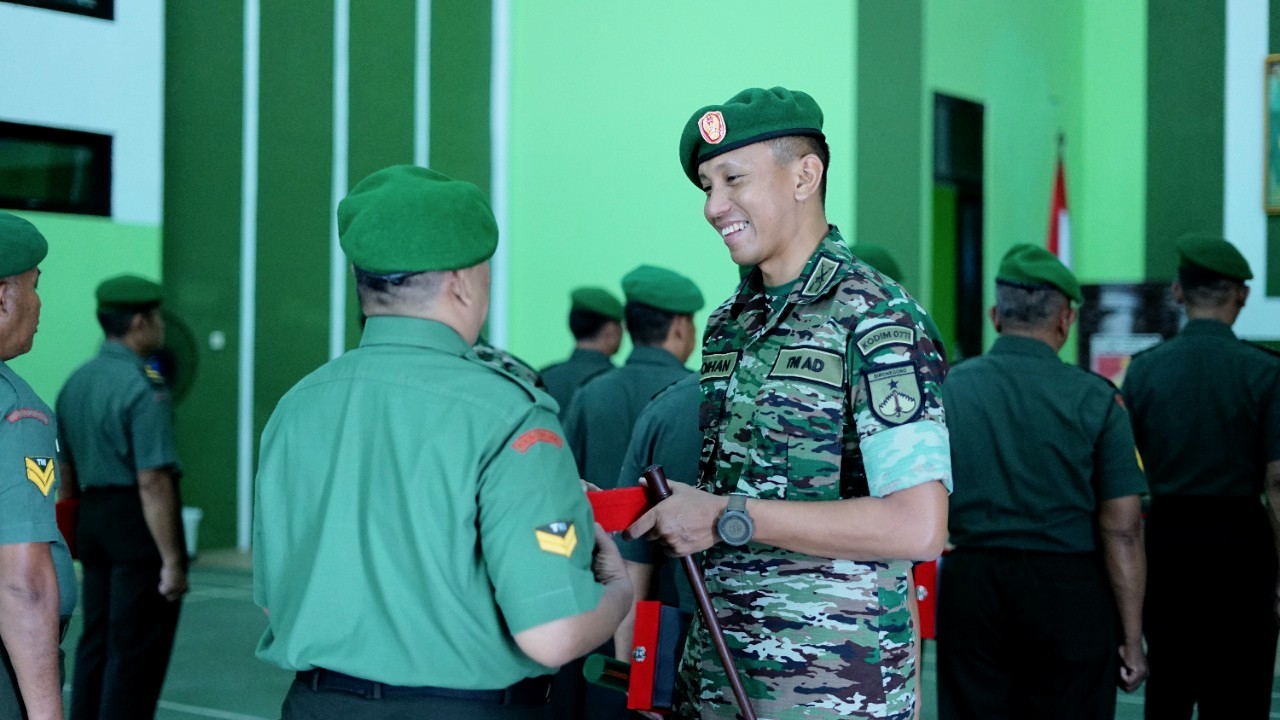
[7,212,161,402]
[505,1,856,369]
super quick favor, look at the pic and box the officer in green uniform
[937,245,1148,720]
[562,266,703,492]
[628,87,952,720]
[253,165,632,720]
[541,288,624,417]
[0,212,72,720]
[1122,234,1280,720]
[57,273,186,720]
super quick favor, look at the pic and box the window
[0,121,112,217]
[3,0,114,21]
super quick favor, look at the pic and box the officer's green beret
[995,244,1082,304]
[0,212,48,278]
[1176,233,1252,281]
[570,287,624,320]
[96,274,164,310]
[622,265,705,314]
[679,86,825,186]
[852,242,904,284]
[338,165,498,274]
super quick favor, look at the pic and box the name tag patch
[768,346,844,389]
[535,521,578,558]
[856,324,916,357]
[864,363,923,426]
[700,351,740,381]
[25,457,55,497]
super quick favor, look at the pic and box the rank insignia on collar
[699,111,726,144]
[535,521,577,558]
[801,256,842,298]
[24,457,55,497]
[864,363,923,426]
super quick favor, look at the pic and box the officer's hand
[159,563,189,602]
[590,523,631,590]
[581,479,602,494]
[1117,641,1148,692]
[623,481,726,557]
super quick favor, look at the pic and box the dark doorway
[932,94,985,361]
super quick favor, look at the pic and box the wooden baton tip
[640,465,756,720]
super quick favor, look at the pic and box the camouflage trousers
[673,552,916,720]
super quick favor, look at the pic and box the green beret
[570,287,624,320]
[679,86,824,186]
[96,274,164,310]
[1176,233,1252,281]
[996,244,1082,304]
[852,242,904,284]
[338,165,498,274]
[0,212,48,277]
[622,265,705,314]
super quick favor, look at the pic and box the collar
[358,316,470,355]
[988,334,1061,360]
[100,340,144,365]
[570,348,612,364]
[735,225,851,312]
[1180,318,1236,340]
[625,346,683,368]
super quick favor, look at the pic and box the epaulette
[465,351,548,408]
[1068,363,1122,393]
[143,365,167,387]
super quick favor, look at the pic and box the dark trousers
[70,489,183,720]
[937,547,1119,720]
[1143,499,1278,720]
[282,678,552,720]
[551,641,629,720]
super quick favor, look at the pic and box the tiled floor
[56,551,1279,719]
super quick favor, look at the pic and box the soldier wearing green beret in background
[253,165,631,720]
[554,265,701,720]
[540,287,625,418]
[1121,234,1280,719]
[0,212,73,720]
[57,272,185,720]
[937,244,1148,720]
[627,87,952,720]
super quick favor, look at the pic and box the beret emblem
[699,111,727,144]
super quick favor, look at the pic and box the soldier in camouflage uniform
[627,87,951,720]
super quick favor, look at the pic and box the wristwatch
[716,495,754,546]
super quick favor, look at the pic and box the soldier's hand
[158,562,189,602]
[1117,641,1148,692]
[623,481,727,557]
[591,523,631,591]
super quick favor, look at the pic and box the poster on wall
[1076,283,1182,386]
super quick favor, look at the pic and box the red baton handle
[642,465,757,720]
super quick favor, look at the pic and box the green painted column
[430,0,491,194]
[1145,0,1225,280]
[163,3,245,549]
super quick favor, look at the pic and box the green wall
[504,1,856,369]
[7,213,162,403]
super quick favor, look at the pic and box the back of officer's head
[567,287,624,344]
[339,166,497,335]
[1175,234,1251,311]
[993,245,1081,334]
[620,266,704,349]
[96,275,164,340]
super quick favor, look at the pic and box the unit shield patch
[865,362,923,426]
[24,457,55,497]
[535,521,577,558]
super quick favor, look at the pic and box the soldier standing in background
[1123,234,1280,719]
[59,274,187,720]
[541,287,624,417]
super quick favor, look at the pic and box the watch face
[719,514,752,545]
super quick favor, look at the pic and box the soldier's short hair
[625,302,678,346]
[569,309,616,341]
[354,266,448,311]
[96,308,143,339]
[995,281,1069,330]
[1177,265,1241,309]
[766,135,829,203]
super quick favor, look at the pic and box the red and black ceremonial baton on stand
[584,465,757,719]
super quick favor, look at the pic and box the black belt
[296,669,551,705]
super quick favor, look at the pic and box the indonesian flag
[1047,156,1071,268]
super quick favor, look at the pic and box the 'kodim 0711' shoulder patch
[25,457,55,496]
[535,521,577,558]
[856,324,916,358]
[864,363,923,425]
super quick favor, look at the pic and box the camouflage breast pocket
[754,345,847,502]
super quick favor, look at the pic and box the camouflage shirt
[679,227,952,720]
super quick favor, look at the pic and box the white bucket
[182,506,203,559]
